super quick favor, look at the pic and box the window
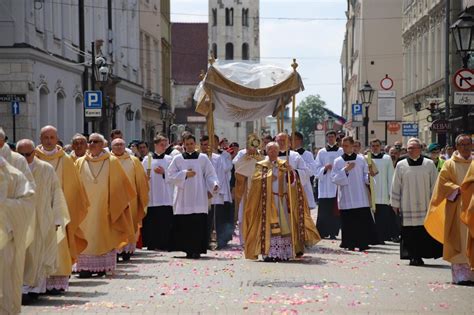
[242,43,249,60]
[225,43,233,60]
[242,8,249,27]
[212,43,217,59]
[212,8,217,26]
[225,8,233,26]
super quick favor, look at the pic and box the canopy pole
[280,105,285,133]
[291,58,298,149]
[207,57,216,158]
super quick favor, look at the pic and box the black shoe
[192,253,201,259]
[359,246,370,251]
[78,271,92,278]
[390,236,401,243]
[186,253,193,259]
[455,281,474,286]
[22,293,39,305]
[121,252,131,262]
[96,271,106,277]
[329,235,337,240]
[295,252,304,258]
[46,288,64,295]
[348,247,355,251]
[409,258,424,266]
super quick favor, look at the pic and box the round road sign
[380,75,394,90]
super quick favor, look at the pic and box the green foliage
[296,95,327,147]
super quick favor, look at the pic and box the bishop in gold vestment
[0,156,35,314]
[243,142,320,261]
[75,133,136,277]
[425,135,474,284]
[35,125,89,292]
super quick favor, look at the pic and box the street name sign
[402,123,418,136]
[84,90,102,117]
[0,94,26,102]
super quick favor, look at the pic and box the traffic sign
[11,101,19,116]
[453,69,474,91]
[352,103,363,126]
[402,123,418,137]
[380,75,394,90]
[0,94,26,102]
[84,90,103,108]
[352,103,363,116]
[454,91,474,105]
[84,90,102,117]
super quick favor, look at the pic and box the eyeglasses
[88,140,102,144]
[19,151,34,157]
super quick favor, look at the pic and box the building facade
[208,0,261,145]
[341,0,404,146]
[0,0,143,143]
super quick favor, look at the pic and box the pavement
[22,210,474,314]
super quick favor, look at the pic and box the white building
[0,0,142,143]
[208,0,261,145]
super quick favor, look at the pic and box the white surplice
[167,152,219,215]
[331,154,370,210]
[314,146,343,198]
[210,151,233,205]
[142,154,173,207]
[369,154,394,205]
[296,149,317,208]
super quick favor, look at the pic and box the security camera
[95,56,106,66]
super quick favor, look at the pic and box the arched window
[225,7,233,26]
[212,8,217,26]
[39,87,49,130]
[75,96,83,134]
[225,43,234,60]
[242,8,249,27]
[212,43,217,59]
[242,43,249,60]
[56,92,65,141]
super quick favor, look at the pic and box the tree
[296,95,327,147]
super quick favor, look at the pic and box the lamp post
[159,102,169,134]
[451,11,474,68]
[359,81,375,147]
[325,116,335,131]
[90,41,110,135]
[125,106,134,122]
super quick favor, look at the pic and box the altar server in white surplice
[16,140,69,303]
[368,138,399,243]
[141,135,174,251]
[314,131,343,239]
[275,133,310,187]
[200,135,234,249]
[292,131,318,209]
[0,156,35,315]
[332,136,378,251]
[167,134,219,259]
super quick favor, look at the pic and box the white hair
[265,141,280,152]
[89,133,106,143]
[16,139,35,150]
[40,125,58,137]
[0,127,5,140]
[407,138,421,148]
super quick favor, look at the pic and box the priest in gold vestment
[0,127,34,185]
[425,134,474,285]
[243,142,320,261]
[0,156,35,314]
[35,125,89,293]
[75,133,136,277]
[111,138,149,261]
[16,140,70,302]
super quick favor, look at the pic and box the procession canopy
[194,61,304,122]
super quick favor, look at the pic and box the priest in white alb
[391,138,442,266]
[110,138,149,261]
[35,125,89,293]
[141,135,175,251]
[314,130,342,239]
[0,156,35,314]
[75,133,136,277]
[368,138,399,243]
[16,139,70,303]
[0,127,34,185]
[292,131,318,209]
[332,136,378,251]
[167,134,219,259]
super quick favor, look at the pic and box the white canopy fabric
[194,61,304,122]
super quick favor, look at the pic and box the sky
[170,0,347,114]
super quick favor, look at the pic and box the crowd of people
[0,125,473,314]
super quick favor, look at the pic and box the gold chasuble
[35,145,89,275]
[243,159,320,260]
[460,162,474,268]
[425,153,473,266]
[111,152,149,238]
[76,152,136,254]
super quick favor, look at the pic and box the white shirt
[295,148,317,208]
[142,153,173,207]
[331,153,370,210]
[167,152,219,215]
[210,151,233,205]
[369,153,394,205]
[314,146,343,198]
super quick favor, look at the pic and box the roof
[171,23,208,85]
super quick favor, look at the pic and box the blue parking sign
[352,103,363,116]
[84,91,103,109]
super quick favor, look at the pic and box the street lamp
[125,106,134,122]
[450,10,474,68]
[159,102,169,133]
[359,81,375,147]
[326,116,335,130]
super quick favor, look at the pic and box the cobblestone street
[22,211,473,314]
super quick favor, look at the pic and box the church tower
[208,0,260,61]
[208,0,261,145]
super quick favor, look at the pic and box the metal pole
[384,121,388,145]
[365,105,369,147]
[91,42,96,133]
[12,113,16,142]
[445,0,451,145]
[79,0,88,134]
